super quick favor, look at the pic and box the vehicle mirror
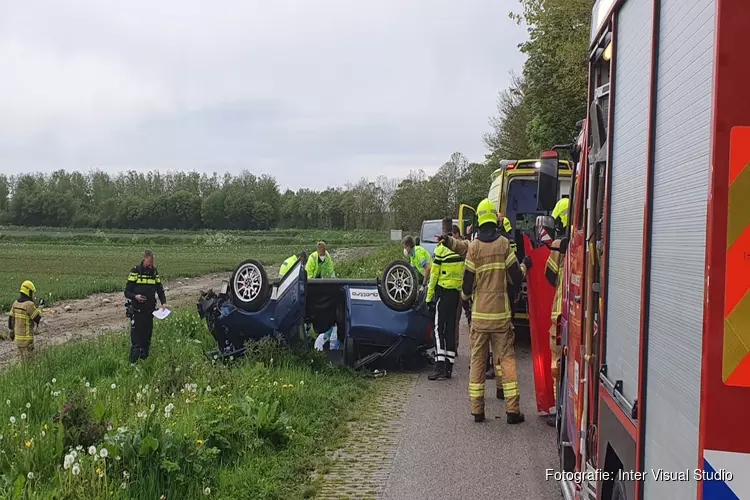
[415,237,421,246]
[537,150,559,211]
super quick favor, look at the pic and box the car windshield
[421,221,444,243]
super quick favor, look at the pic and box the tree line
[0,0,590,233]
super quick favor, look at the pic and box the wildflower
[41,430,46,437]
[90,388,97,394]
[76,445,83,451]
[100,448,109,458]
[71,450,78,458]
[196,439,204,446]
[160,495,166,500]
[117,427,127,434]
[85,382,90,388]
[27,472,34,480]
[273,381,278,386]
[150,404,155,412]
[204,487,211,495]
[72,464,81,475]
[52,378,56,384]
[300,380,305,386]
[136,393,143,401]
[25,441,32,448]
[106,423,113,431]
[53,391,61,397]
[121,482,127,489]
[9,416,16,424]
[97,468,104,478]
[21,414,27,420]
[88,445,97,455]
[25,402,31,409]
[64,454,75,470]
[5,400,10,406]
[111,384,117,390]
[123,471,130,479]
[206,385,212,393]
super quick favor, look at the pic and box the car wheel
[379,260,418,312]
[230,259,270,312]
[344,336,357,367]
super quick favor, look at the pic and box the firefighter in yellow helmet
[440,198,526,423]
[525,197,569,426]
[8,281,42,360]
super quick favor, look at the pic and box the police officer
[8,281,42,361]
[401,235,431,289]
[426,217,464,381]
[305,241,336,279]
[124,249,167,363]
[441,199,526,424]
[279,252,307,279]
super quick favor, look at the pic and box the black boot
[428,361,447,381]
[496,388,504,400]
[473,413,485,423]
[446,363,453,379]
[547,414,556,427]
[506,412,525,425]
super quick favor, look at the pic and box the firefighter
[8,281,42,360]
[401,235,431,288]
[305,241,336,279]
[526,197,569,426]
[441,199,525,424]
[426,217,464,381]
[124,250,167,363]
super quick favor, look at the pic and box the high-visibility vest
[409,246,432,280]
[427,244,463,302]
[279,255,299,278]
[305,252,335,279]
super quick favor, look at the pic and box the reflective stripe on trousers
[468,323,520,415]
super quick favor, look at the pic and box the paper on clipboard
[152,308,171,320]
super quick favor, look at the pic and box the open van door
[537,150,560,211]
[458,204,476,238]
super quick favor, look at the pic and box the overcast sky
[0,0,526,191]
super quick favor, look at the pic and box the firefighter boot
[474,412,485,423]
[496,387,504,400]
[446,362,453,379]
[507,412,525,425]
[428,361,448,381]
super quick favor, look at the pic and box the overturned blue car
[196,253,433,369]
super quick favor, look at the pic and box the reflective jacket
[427,243,464,303]
[125,262,166,312]
[11,294,41,345]
[279,255,299,278]
[306,252,335,279]
[409,246,432,281]
[546,241,565,322]
[443,229,524,332]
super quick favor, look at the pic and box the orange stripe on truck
[724,126,750,386]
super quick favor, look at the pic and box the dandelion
[25,441,32,448]
[300,380,305,386]
[5,400,10,406]
[27,472,34,480]
[196,439,204,446]
[53,391,61,397]
[106,423,113,431]
[9,416,16,424]
[90,388,97,394]
[88,445,97,456]
[150,404,155,412]
[41,430,46,437]
[100,448,109,458]
[85,382,90,388]
[206,385,212,393]
[111,383,117,390]
[137,411,147,419]
[72,464,81,476]
[64,454,75,470]
[204,487,211,495]
[96,468,104,478]
[76,445,83,451]
[21,413,27,420]
[160,495,166,500]
[120,482,127,489]
[52,378,56,384]
[25,402,31,409]
[123,471,130,479]
[273,381,278,387]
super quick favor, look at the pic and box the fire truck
[537,0,750,499]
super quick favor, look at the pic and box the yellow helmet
[502,217,512,233]
[20,280,36,296]
[476,199,498,227]
[552,197,570,229]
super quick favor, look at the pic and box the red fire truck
[538,0,750,499]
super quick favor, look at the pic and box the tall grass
[0,312,368,499]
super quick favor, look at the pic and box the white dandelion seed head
[27,472,34,480]
[88,446,96,455]
[204,486,211,495]
[121,482,127,489]
[111,384,117,390]
[85,382,90,388]
[100,448,108,458]
[20,414,26,420]
[25,403,31,409]
[51,378,56,384]
[64,454,75,469]
[9,416,16,424]
[72,464,81,475]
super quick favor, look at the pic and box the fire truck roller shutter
[644,0,715,498]
[605,0,651,407]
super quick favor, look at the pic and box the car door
[272,257,308,336]
[458,204,476,238]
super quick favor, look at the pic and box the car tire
[344,336,357,367]
[379,260,418,312]
[230,259,271,312]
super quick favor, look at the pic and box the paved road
[381,320,562,500]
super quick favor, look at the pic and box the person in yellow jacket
[402,236,431,288]
[8,281,42,360]
[426,217,464,381]
[440,199,526,424]
[279,252,308,279]
[306,241,336,279]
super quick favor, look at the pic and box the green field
[0,241,405,499]
[0,229,390,311]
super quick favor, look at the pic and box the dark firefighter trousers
[434,287,460,366]
[130,311,154,363]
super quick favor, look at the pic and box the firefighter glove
[523,256,533,269]
[559,237,569,254]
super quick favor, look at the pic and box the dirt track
[0,246,375,367]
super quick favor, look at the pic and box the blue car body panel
[205,260,432,362]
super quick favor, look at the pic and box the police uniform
[305,251,336,278]
[125,262,166,363]
[280,254,300,278]
[426,239,464,379]
[9,281,41,360]
[407,245,432,285]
